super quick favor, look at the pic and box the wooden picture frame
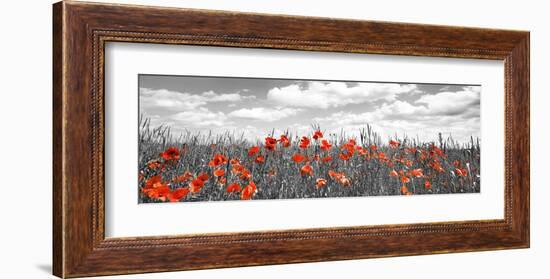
[52,1,530,278]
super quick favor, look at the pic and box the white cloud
[201,90,242,102]
[140,81,480,144]
[414,88,480,116]
[312,87,480,143]
[171,107,228,127]
[140,88,205,110]
[314,111,375,126]
[228,107,300,122]
[379,100,426,117]
[314,111,479,143]
[362,87,480,120]
[140,88,252,111]
[266,81,418,108]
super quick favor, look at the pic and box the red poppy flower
[265,136,277,145]
[292,153,306,163]
[400,176,410,183]
[370,144,378,151]
[208,154,228,167]
[455,168,468,177]
[316,178,327,189]
[339,152,351,161]
[232,164,244,174]
[160,147,180,161]
[265,137,277,151]
[405,160,413,167]
[424,180,432,189]
[197,172,209,182]
[300,164,313,176]
[389,170,399,177]
[239,168,251,180]
[453,160,461,168]
[230,158,241,165]
[406,147,417,153]
[299,136,310,149]
[320,139,332,150]
[248,146,260,157]
[321,156,332,163]
[166,187,190,202]
[389,140,400,148]
[328,170,349,186]
[313,130,324,140]
[357,147,369,156]
[147,159,162,170]
[328,170,343,180]
[241,181,257,200]
[189,179,205,193]
[208,154,226,167]
[172,171,193,183]
[142,176,170,200]
[255,155,265,164]
[337,176,351,187]
[410,168,423,178]
[213,168,225,177]
[342,139,356,154]
[143,185,171,200]
[227,182,241,193]
[430,145,444,157]
[430,161,445,173]
[279,135,291,147]
[144,175,164,189]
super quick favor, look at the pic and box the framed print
[53,1,530,278]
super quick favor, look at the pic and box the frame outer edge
[53,1,66,278]
[514,33,530,246]
[504,32,530,247]
[525,33,531,247]
[53,1,530,277]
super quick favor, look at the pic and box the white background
[106,43,503,237]
[0,0,548,278]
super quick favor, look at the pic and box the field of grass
[138,116,480,203]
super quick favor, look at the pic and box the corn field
[138,115,480,203]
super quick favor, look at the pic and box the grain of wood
[53,1,529,277]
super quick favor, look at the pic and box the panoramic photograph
[138,74,481,203]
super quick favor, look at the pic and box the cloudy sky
[139,74,481,144]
